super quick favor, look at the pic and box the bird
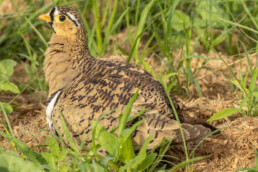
[38,6,216,151]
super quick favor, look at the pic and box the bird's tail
[132,116,212,150]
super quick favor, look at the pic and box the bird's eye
[59,15,66,22]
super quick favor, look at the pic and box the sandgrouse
[38,7,215,151]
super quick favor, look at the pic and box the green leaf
[195,1,226,27]
[132,136,154,168]
[48,137,60,159]
[0,152,43,172]
[231,80,248,94]
[41,152,56,171]
[138,153,157,171]
[164,72,177,79]
[0,102,13,113]
[253,91,258,98]
[92,120,118,155]
[118,119,145,162]
[101,156,114,167]
[119,110,147,163]
[91,160,105,172]
[243,72,249,89]
[118,159,135,172]
[0,81,20,94]
[58,149,69,162]
[119,136,135,163]
[239,96,248,111]
[211,34,227,48]
[208,108,239,122]
[59,163,69,172]
[0,59,17,81]
[142,61,153,75]
[170,10,190,32]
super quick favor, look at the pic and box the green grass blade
[118,88,139,135]
[132,136,154,168]
[249,68,257,92]
[219,18,258,35]
[126,31,145,64]
[110,108,147,133]
[0,103,14,136]
[108,8,129,36]
[93,0,103,54]
[25,18,47,47]
[59,112,79,153]
[160,79,189,162]
[0,132,44,165]
[132,0,156,60]
[242,0,258,29]
[169,156,208,171]
[193,78,203,97]
[208,108,239,122]
[120,119,145,145]
[105,0,119,37]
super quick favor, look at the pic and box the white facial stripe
[66,12,80,27]
[54,7,59,15]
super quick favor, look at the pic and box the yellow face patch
[54,15,67,23]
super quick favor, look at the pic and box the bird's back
[49,59,210,149]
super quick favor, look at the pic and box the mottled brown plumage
[39,7,215,151]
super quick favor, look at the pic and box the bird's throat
[44,34,93,96]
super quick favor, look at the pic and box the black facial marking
[48,7,56,33]
[49,7,55,21]
[49,21,56,33]
[65,12,79,27]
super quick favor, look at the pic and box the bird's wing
[50,62,211,150]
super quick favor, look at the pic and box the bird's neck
[44,34,94,97]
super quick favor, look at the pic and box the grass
[0,0,257,171]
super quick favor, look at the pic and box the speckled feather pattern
[43,6,212,150]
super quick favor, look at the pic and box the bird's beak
[37,14,51,21]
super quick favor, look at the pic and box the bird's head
[38,7,85,40]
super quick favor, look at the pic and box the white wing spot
[46,91,61,129]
